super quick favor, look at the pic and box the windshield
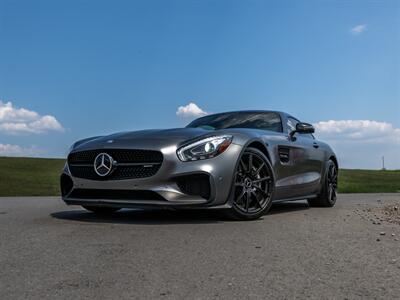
[186,112,283,132]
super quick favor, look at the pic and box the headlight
[177,135,233,161]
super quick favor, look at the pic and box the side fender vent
[278,147,290,163]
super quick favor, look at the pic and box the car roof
[194,110,293,119]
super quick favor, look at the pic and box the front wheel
[225,147,274,220]
[308,160,338,207]
[82,206,121,214]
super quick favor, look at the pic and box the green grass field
[0,157,399,196]
[0,157,65,197]
[338,169,400,193]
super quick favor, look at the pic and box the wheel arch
[225,139,275,208]
[243,139,276,192]
[245,140,272,163]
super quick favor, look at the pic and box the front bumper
[61,143,242,208]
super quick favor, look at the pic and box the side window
[265,113,283,133]
[286,117,298,134]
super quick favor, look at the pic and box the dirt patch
[381,205,400,225]
[354,200,400,226]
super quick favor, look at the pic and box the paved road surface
[0,194,399,299]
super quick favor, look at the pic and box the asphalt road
[0,194,399,300]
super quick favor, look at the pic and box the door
[273,117,324,200]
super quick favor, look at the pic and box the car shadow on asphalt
[50,201,310,225]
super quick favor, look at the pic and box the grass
[0,157,399,196]
[338,169,400,193]
[0,157,65,197]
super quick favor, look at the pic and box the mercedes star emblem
[94,153,114,177]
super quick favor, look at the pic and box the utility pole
[382,156,386,171]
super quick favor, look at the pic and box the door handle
[313,143,319,149]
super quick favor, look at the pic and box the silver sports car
[61,111,338,220]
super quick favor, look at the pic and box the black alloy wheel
[308,160,338,207]
[327,163,338,204]
[227,147,274,220]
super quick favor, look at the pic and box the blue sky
[0,0,399,169]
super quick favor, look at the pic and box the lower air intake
[60,174,74,197]
[176,174,211,200]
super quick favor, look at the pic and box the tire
[308,160,338,207]
[225,147,274,220]
[82,206,121,214]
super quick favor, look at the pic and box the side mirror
[289,122,315,139]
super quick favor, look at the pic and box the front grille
[69,149,163,164]
[68,149,163,180]
[68,189,166,201]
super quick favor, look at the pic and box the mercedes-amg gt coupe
[61,111,338,220]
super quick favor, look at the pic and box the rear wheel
[225,147,274,220]
[308,160,338,207]
[82,206,121,214]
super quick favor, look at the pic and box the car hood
[72,128,218,152]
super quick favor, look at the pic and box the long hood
[72,128,215,151]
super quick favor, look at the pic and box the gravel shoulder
[0,194,399,299]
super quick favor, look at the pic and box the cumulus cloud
[314,120,400,169]
[0,144,42,157]
[0,101,64,134]
[176,102,208,119]
[314,120,400,144]
[350,24,367,35]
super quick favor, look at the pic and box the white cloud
[0,101,64,134]
[176,102,208,119]
[314,120,400,144]
[0,144,42,157]
[350,24,367,35]
[314,120,400,169]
